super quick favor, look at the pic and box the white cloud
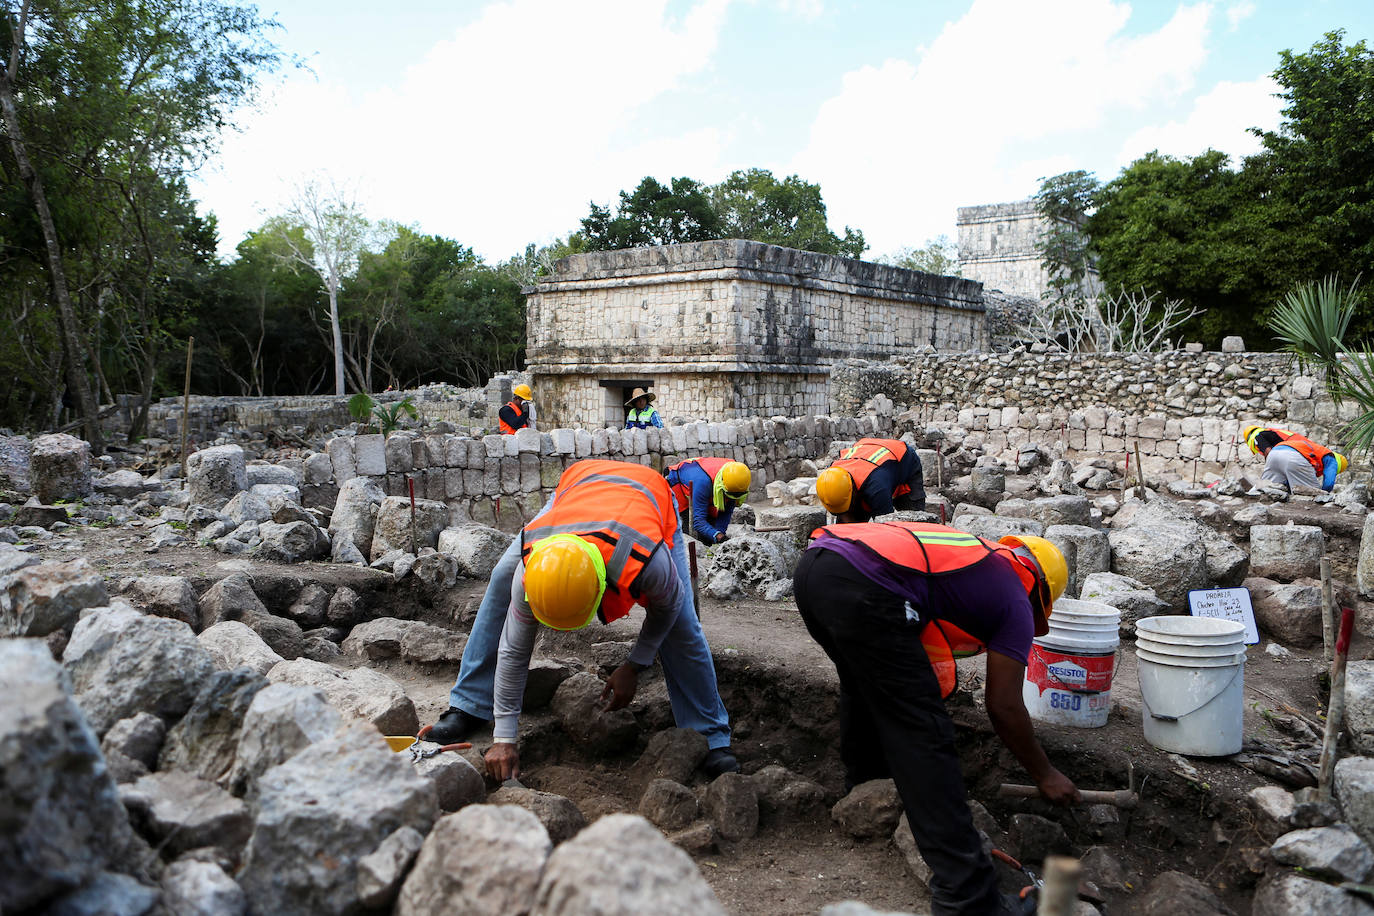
[192,0,733,259]
[1226,1,1255,30]
[1115,76,1282,165]
[790,0,1215,258]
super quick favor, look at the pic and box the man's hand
[714,531,727,544]
[484,743,520,781]
[601,663,639,711]
[1036,767,1081,806]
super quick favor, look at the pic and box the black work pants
[794,548,1002,916]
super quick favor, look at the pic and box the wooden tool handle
[998,783,1138,809]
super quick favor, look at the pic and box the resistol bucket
[1135,616,1247,756]
[1022,597,1120,728]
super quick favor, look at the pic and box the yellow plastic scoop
[385,736,417,752]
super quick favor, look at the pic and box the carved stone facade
[524,240,987,428]
[957,199,1100,300]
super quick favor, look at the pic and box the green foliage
[0,0,282,431]
[369,396,418,435]
[579,169,864,257]
[1034,170,1100,305]
[347,393,376,423]
[710,169,866,258]
[1270,275,1361,372]
[881,236,959,276]
[581,176,721,250]
[1088,32,1374,348]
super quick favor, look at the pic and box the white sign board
[1187,587,1260,645]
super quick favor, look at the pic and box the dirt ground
[43,519,1360,916]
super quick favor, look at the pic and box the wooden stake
[1318,606,1356,802]
[935,442,943,490]
[1121,451,1129,501]
[407,476,418,556]
[1038,856,1082,916]
[1192,458,1199,487]
[1321,557,1335,665]
[179,336,194,484]
[1133,441,1146,500]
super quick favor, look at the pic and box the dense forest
[1,1,1370,449]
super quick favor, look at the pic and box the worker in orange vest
[815,437,926,522]
[664,457,751,544]
[1242,425,1347,492]
[794,522,1079,915]
[498,384,533,434]
[423,459,738,780]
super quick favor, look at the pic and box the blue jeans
[447,521,732,749]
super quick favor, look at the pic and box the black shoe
[702,747,740,777]
[425,707,490,743]
[1000,891,1037,915]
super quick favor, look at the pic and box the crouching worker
[422,459,739,780]
[794,522,1080,916]
[664,457,751,545]
[1243,424,1347,493]
[816,437,926,523]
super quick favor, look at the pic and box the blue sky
[192,0,1374,263]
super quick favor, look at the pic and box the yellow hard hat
[816,467,855,515]
[1336,452,1350,474]
[718,462,751,497]
[998,534,1068,606]
[513,384,533,401]
[1241,425,1263,454]
[523,535,604,631]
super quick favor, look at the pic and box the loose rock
[397,805,550,916]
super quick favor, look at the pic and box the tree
[275,178,376,396]
[0,0,280,442]
[581,176,722,250]
[709,168,866,258]
[881,235,959,276]
[1032,171,1103,351]
[1252,30,1374,337]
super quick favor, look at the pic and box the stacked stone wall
[831,349,1351,474]
[315,414,884,531]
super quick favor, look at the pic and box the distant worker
[422,459,739,780]
[794,522,1079,915]
[664,457,751,544]
[499,384,534,434]
[816,437,926,522]
[1243,425,1347,493]
[624,387,663,429]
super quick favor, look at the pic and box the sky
[190,0,1374,263]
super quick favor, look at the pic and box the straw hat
[624,387,656,406]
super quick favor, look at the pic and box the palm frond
[1270,275,1361,374]
[1330,344,1374,456]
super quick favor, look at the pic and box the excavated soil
[47,521,1366,915]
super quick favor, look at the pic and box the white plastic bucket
[1135,616,1247,756]
[1023,598,1121,728]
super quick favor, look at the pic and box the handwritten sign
[1187,587,1259,645]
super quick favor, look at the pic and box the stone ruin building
[957,198,1102,301]
[523,240,985,429]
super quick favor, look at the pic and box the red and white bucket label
[1026,645,1116,695]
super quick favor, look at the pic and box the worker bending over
[1243,424,1347,493]
[499,384,533,434]
[664,457,751,545]
[424,459,739,779]
[794,522,1080,915]
[816,437,926,523]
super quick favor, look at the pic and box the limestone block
[303,451,334,485]
[514,428,540,453]
[551,429,575,454]
[31,432,93,504]
[466,439,486,466]
[501,457,520,495]
[444,437,468,469]
[1249,524,1324,582]
[385,434,414,474]
[353,435,386,476]
[519,454,540,492]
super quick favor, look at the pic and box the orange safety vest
[1267,428,1333,476]
[521,460,677,624]
[666,457,730,520]
[833,438,911,504]
[810,521,1044,698]
[499,400,528,435]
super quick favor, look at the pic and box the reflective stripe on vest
[833,438,911,503]
[1276,432,1332,476]
[810,521,1038,699]
[666,457,730,519]
[521,460,676,623]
